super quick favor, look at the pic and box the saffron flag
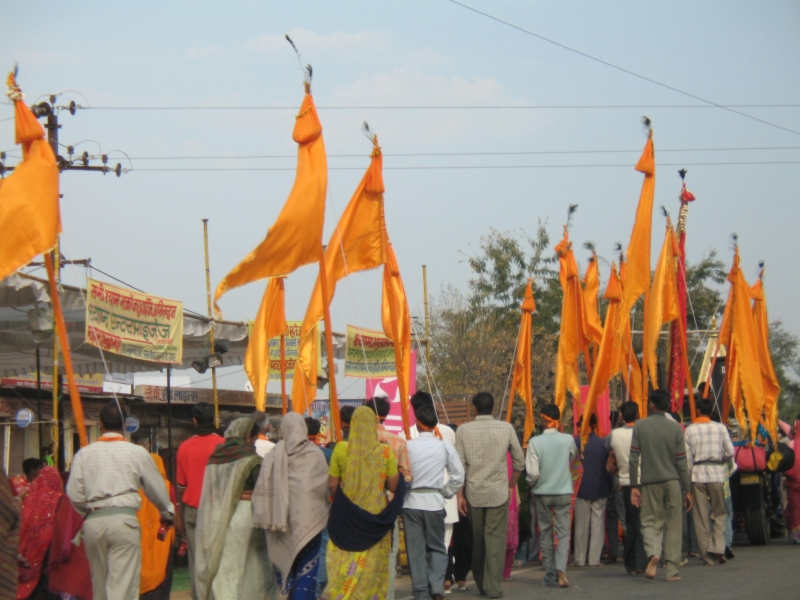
[382,243,413,439]
[554,231,586,411]
[643,222,681,389]
[214,88,327,314]
[0,72,60,280]
[617,134,656,335]
[727,250,765,443]
[618,259,644,413]
[582,254,604,347]
[505,279,536,446]
[246,277,288,411]
[294,142,386,413]
[750,276,780,444]
[581,267,623,450]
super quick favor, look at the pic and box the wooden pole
[318,252,342,441]
[280,334,288,415]
[51,242,60,469]
[422,265,431,391]
[202,219,220,428]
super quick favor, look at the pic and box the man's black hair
[540,403,560,422]
[621,401,639,424]
[22,458,42,478]
[472,392,494,416]
[365,396,391,419]
[193,402,215,427]
[415,403,439,429]
[100,400,125,431]
[696,398,714,417]
[411,391,434,411]
[649,389,671,412]
[305,417,322,436]
[340,405,356,426]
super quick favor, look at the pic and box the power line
[124,160,800,172]
[113,146,800,160]
[445,0,800,137]
[18,103,799,111]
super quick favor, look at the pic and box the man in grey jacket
[629,390,693,582]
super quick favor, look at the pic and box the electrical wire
[27,103,800,110]
[445,0,800,137]
[120,160,800,172]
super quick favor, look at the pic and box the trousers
[183,505,199,600]
[403,509,448,600]
[621,486,647,573]
[573,498,606,566]
[387,519,400,600]
[535,494,571,586]
[82,511,142,600]
[468,501,508,599]
[692,482,727,561]
[640,480,683,579]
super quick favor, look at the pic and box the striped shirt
[455,416,525,508]
[684,419,735,484]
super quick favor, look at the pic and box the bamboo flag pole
[44,253,88,448]
[202,219,220,428]
[51,243,60,468]
[280,334,288,415]
[318,249,343,441]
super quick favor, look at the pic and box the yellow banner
[0,372,104,393]
[344,325,396,378]
[267,321,302,379]
[85,278,183,364]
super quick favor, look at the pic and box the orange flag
[617,132,655,335]
[0,71,60,280]
[382,243,413,439]
[505,279,536,446]
[581,267,623,450]
[214,87,327,314]
[727,250,765,442]
[294,140,387,414]
[643,222,681,388]
[618,259,643,411]
[750,275,780,444]
[582,253,604,347]
[246,277,288,411]
[554,230,586,411]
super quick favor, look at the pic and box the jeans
[314,527,329,597]
[724,495,734,548]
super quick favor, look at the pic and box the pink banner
[573,384,611,437]
[365,350,416,434]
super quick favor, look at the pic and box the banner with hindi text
[344,325,396,378]
[267,321,302,379]
[86,278,183,364]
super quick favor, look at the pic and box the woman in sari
[784,414,800,544]
[17,466,62,600]
[194,418,277,600]
[253,412,329,599]
[323,406,404,600]
[138,454,176,600]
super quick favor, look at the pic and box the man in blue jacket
[526,404,577,588]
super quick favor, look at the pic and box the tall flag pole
[751,265,780,445]
[505,279,536,446]
[214,59,328,413]
[1,69,88,448]
[668,170,695,411]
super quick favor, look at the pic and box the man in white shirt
[252,410,276,457]
[404,403,465,600]
[68,401,174,600]
[606,400,646,575]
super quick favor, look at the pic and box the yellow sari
[324,407,397,600]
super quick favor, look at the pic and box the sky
[2,0,799,396]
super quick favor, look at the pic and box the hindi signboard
[85,278,183,364]
[344,325,397,378]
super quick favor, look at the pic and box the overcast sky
[2,1,799,396]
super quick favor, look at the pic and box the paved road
[393,539,797,600]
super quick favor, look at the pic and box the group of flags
[214,79,413,441]
[503,123,781,450]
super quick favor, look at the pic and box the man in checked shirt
[684,398,734,566]
[67,401,174,600]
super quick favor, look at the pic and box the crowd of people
[1,388,799,600]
